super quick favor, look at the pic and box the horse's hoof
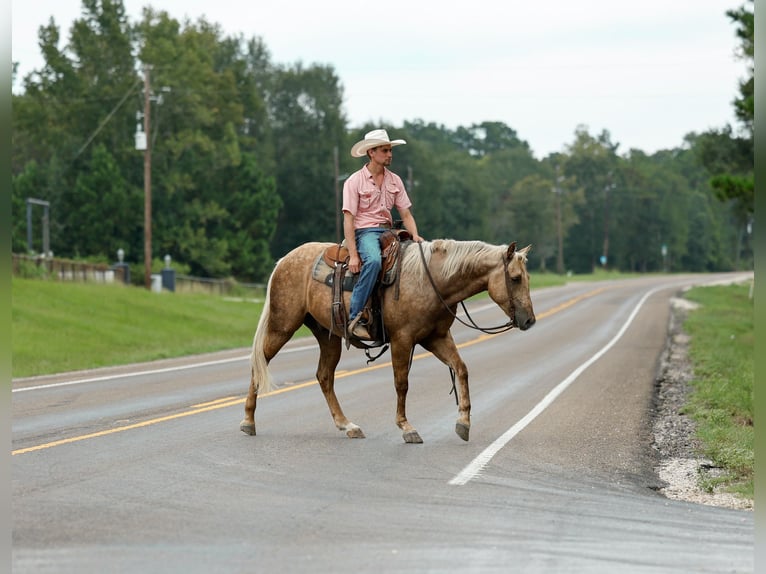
[403,430,423,444]
[240,421,256,436]
[455,422,470,442]
[346,427,366,439]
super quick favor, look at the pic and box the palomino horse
[240,239,535,443]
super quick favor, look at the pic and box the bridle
[416,241,517,335]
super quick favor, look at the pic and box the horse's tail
[250,272,275,395]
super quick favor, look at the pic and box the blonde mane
[401,239,509,282]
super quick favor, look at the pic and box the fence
[174,275,266,299]
[12,254,125,283]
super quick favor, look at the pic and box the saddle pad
[310,253,402,292]
[312,255,358,292]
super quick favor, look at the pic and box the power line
[72,77,142,160]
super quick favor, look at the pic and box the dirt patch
[652,296,753,511]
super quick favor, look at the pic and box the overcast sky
[11,0,748,158]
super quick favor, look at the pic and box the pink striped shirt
[342,164,412,229]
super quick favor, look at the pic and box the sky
[11,0,748,158]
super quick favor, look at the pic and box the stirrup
[348,314,373,340]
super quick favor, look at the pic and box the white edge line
[448,285,662,486]
[12,344,319,393]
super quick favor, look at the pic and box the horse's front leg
[391,343,422,444]
[421,332,471,441]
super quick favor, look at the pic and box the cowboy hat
[350,129,406,158]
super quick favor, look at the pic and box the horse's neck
[431,260,495,306]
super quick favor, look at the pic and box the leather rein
[416,242,517,335]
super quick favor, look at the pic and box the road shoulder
[652,296,753,510]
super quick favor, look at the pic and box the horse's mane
[401,239,509,282]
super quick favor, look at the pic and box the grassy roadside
[11,277,273,378]
[682,283,754,499]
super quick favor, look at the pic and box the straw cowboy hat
[350,129,407,158]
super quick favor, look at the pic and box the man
[342,129,423,340]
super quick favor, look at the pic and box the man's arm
[398,207,423,243]
[343,211,362,273]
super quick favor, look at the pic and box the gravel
[652,295,752,511]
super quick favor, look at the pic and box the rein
[416,241,516,336]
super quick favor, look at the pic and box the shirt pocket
[359,185,378,209]
[384,183,401,210]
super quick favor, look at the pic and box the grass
[682,283,754,499]
[11,277,309,378]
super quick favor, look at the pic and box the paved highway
[12,273,753,573]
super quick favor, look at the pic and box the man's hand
[348,253,361,274]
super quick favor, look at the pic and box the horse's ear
[519,244,532,256]
[506,242,517,259]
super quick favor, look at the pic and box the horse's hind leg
[420,332,471,441]
[307,319,365,438]
[241,365,261,436]
[240,286,304,435]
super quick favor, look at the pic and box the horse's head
[489,241,536,331]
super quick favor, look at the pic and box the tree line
[11,0,753,282]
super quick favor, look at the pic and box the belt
[357,224,391,230]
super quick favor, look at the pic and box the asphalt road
[12,273,754,573]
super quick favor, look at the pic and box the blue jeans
[349,228,386,320]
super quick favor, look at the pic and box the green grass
[12,277,283,378]
[682,283,754,499]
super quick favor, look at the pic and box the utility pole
[553,165,564,275]
[143,65,153,290]
[334,146,340,244]
[602,172,614,270]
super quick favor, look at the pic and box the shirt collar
[363,164,388,181]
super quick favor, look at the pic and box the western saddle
[320,228,412,352]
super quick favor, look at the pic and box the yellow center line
[192,396,240,409]
[13,287,607,456]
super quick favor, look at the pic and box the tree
[268,62,347,256]
[64,144,141,259]
[502,175,557,271]
[454,121,531,157]
[135,10,282,279]
[560,126,620,273]
[689,1,753,269]
[13,1,141,262]
[395,121,490,240]
[481,145,541,244]
[12,161,48,254]
[219,153,281,281]
[727,1,754,132]
[11,1,750,279]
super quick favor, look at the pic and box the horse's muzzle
[516,314,536,331]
